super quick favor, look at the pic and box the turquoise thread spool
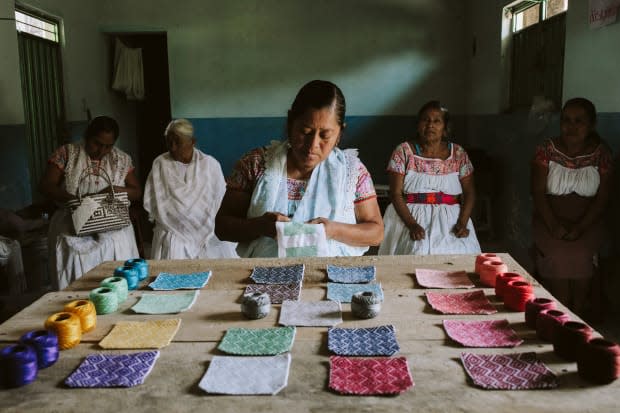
[125,258,148,281]
[89,287,119,315]
[114,266,139,290]
[101,276,128,303]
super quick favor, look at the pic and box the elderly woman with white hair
[144,119,238,259]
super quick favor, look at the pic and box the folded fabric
[218,327,296,355]
[64,351,159,388]
[443,320,523,347]
[461,352,558,390]
[415,268,474,289]
[279,300,342,327]
[326,265,376,283]
[276,221,328,257]
[327,282,383,303]
[329,356,414,395]
[99,319,181,349]
[250,264,305,284]
[199,354,291,395]
[148,271,212,290]
[244,283,301,304]
[425,290,497,315]
[328,325,400,356]
[131,291,199,314]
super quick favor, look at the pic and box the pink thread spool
[536,309,570,342]
[475,253,500,274]
[503,280,534,312]
[479,260,508,287]
[577,338,620,384]
[553,321,593,361]
[495,272,524,300]
[524,298,556,328]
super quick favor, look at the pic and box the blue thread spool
[19,330,59,369]
[0,344,38,388]
[114,266,139,290]
[125,258,148,281]
[101,276,129,303]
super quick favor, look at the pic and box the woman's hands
[407,222,425,241]
[452,222,470,238]
[259,212,290,238]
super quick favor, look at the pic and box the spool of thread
[114,266,140,290]
[125,258,149,281]
[503,280,534,312]
[475,253,500,274]
[101,276,128,303]
[89,287,119,315]
[19,330,59,369]
[44,312,82,350]
[479,260,508,287]
[553,321,593,361]
[577,338,620,384]
[351,291,382,319]
[0,344,38,388]
[495,272,524,300]
[64,300,97,333]
[536,309,570,342]
[241,292,271,319]
[524,298,556,329]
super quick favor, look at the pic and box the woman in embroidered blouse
[215,80,384,257]
[378,100,481,255]
[531,97,612,315]
[39,116,141,290]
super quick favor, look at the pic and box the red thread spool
[577,338,620,384]
[503,280,534,311]
[479,260,508,287]
[553,321,593,361]
[495,272,524,300]
[536,309,570,342]
[524,298,556,328]
[475,253,500,274]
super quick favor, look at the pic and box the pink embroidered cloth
[443,320,523,347]
[461,352,558,390]
[329,356,414,395]
[425,290,497,315]
[415,268,474,289]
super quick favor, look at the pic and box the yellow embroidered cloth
[99,319,181,349]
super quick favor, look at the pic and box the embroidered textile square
[279,300,342,327]
[148,271,212,290]
[425,290,497,315]
[328,325,400,356]
[131,291,199,314]
[218,327,296,355]
[415,268,474,289]
[99,319,181,349]
[329,356,414,395]
[276,221,328,257]
[327,282,383,303]
[326,265,376,283]
[443,320,523,347]
[250,264,305,284]
[243,283,301,304]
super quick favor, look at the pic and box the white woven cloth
[279,300,342,327]
[275,222,328,257]
[112,38,144,100]
[0,236,26,294]
[144,149,237,259]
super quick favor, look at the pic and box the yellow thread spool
[44,312,82,350]
[64,300,97,333]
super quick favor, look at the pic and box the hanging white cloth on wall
[112,38,145,100]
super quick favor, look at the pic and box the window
[511,0,568,32]
[15,9,59,42]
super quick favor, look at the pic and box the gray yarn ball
[241,292,271,319]
[351,291,381,319]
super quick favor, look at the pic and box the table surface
[1,254,618,413]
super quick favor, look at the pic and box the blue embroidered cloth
[327,282,383,303]
[148,271,212,290]
[250,264,304,284]
[328,325,400,356]
[326,265,376,283]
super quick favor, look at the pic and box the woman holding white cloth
[144,119,237,259]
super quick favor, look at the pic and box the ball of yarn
[44,312,82,350]
[0,344,38,387]
[479,260,508,287]
[351,291,382,319]
[536,309,570,342]
[89,287,119,315]
[503,280,534,312]
[553,321,593,361]
[495,272,524,300]
[577,338,620,384]
[241,292,271,319]
[475,253,500,274]
[125,258,149,281]
[101,276,128,303]
[64,300,97,333]
[524,298,556,329]
[114,266,140,290]
[19,330,59,369]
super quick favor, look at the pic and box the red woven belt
[405,192,459,205]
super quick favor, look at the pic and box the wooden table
[1,254,618,413]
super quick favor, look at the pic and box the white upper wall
[0,0,24,124]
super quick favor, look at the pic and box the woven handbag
[66,165,131,236]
